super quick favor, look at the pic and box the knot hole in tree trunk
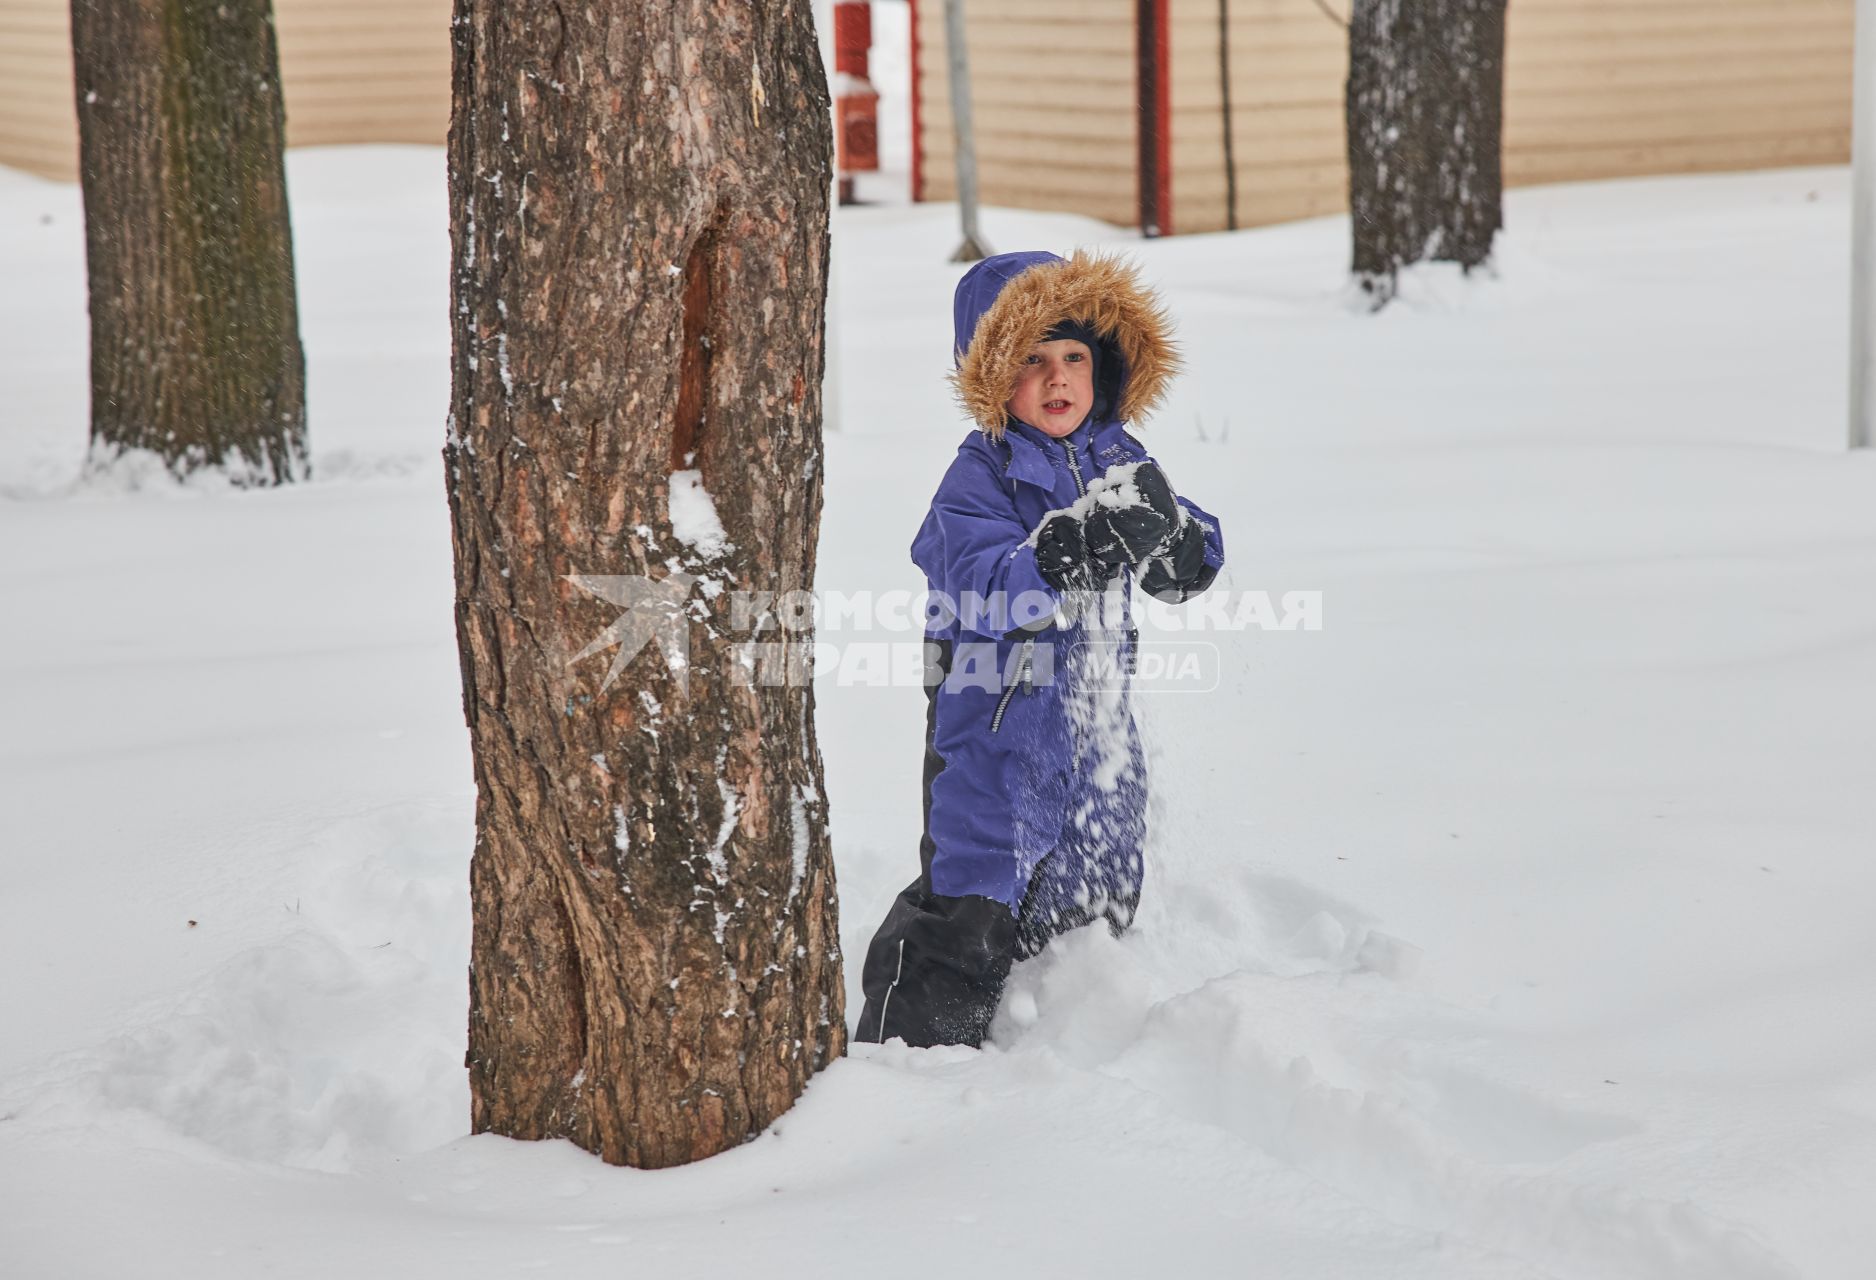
[671,211,727,474]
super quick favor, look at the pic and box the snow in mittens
[4,148,1875,1280]
[1025,464,1185,555]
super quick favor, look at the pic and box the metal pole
[1218,0,1238,232]
[1854,0,1875,447]
[943,0,990,262]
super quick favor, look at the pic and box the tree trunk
[1346,0,1507,308]
[69,0,307,484]
[446,1,845,1168]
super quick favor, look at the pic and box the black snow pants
[853,639,1140,1049]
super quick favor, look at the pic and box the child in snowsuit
[855,250,1225,1048]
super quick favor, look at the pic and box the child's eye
[1022,354,1041,365]
[1066,353,1085,362]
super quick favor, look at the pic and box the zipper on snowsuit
[1063,439,1087,497]
[992,437,1082,735]
[990,637,1034,734]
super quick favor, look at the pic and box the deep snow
[2,143,1874,1279]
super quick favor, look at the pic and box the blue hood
[945,249,1133,433]
[953,251,1065,361]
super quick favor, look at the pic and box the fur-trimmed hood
[950,250,1181,438]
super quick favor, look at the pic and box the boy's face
[1006,339,1094,437]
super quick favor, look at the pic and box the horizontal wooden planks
[1172,89,1850,156]
[1166,0,1852,232]
[1506,131,1850,186]
[0,0,450,179]
[274,0,449,148]
[0,0,76,178]
[914,0,1137,227]
[920,180,1136,227]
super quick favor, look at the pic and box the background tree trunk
[69,0,307,484]
[1346,0,1507,308]
[446,2,845,1168]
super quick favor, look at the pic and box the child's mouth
[1043,399,1073,413]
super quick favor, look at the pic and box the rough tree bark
[69,0,307,484]
[446,2,845,1168]
[1346,0,1507,308]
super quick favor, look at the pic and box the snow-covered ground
[3,146,1874,1279]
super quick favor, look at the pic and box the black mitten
[1033,512,1096,592]
[1139,520,1217,602]
[1085,463,1182,569]
[1131,463,1183,530]
[1086,502,1171,570]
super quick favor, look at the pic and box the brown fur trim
[951,251,1181,437]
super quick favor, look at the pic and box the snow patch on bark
[612,804,630,856]
[786,785,811,905]
[709,777,739,883]
[669,469,730,557]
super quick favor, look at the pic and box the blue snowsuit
[856,251,1225,1047]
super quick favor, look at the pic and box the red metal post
[908,0,923,202]
[834,2,879,204]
